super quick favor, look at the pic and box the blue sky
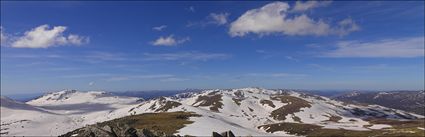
[1,1,424,94]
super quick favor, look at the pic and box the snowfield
[1,90,140,136]
[1,88,423,136]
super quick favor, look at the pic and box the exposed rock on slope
[60,111,200,137]
[126,88,423,136]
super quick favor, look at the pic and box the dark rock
[212,131,235,137]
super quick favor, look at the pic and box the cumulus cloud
[9,25,88,48]
[151,35,189,46]
[143,51,230,61]
[152,25,167,31]
[292,1,332,12]
[321,37,425,58]
[229,1,359,37]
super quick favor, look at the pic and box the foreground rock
[60,111,200,137]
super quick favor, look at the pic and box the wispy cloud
[321,36,424,58]
[2,54,64,59]
[285,56,299,62]
[61,73,111,78]
[83,51,128,61]
[308,64,333,71]
[255,49,277,59]
[244,73,308,78]
[143,51,230,61]
[2,51,128,65]
[105,76,130,82]
[160,77,188,82]
[188,6,196,12]
[255,50,266,53]
[14,61,52,67]
[1,26,8,46]
[105,74,176,82]
[133,74,174,79]
[152,25,167,31]
[187,12,230,27]
[151,35,190,46]
[351,64,393,71]
[207,13,230,26]
[44,67,79,71]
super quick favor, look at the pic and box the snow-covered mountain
[1,90,140,136]
[1,88,424,136]
[122,88,423,136]
[1,96,75,136]
[334,90,425,115]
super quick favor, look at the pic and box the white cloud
[322,37,425,58]
[89,81,95,86]
[11,24,88,48]
[292,1,332,12]
[229,1,359,37]
[334,18,360,36]
[143,52,230,61]
[208,13,230,25]
[152,25,167,31]
[151,35,189,46]
[187,12,230,27]
[1,26,7,46]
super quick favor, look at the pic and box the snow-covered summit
[27,90,138,106]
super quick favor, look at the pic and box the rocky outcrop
[212,131,235,137]
[60,111,200,137]
[60,124,164,137]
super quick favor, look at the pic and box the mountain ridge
[1,88,424,136]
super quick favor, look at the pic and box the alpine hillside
[1,88,424,136]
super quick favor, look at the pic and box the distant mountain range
[333,90,425,115]
[111,89,203,100]
[1,88,424,136]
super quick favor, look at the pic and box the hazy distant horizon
[2,86,424,98]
